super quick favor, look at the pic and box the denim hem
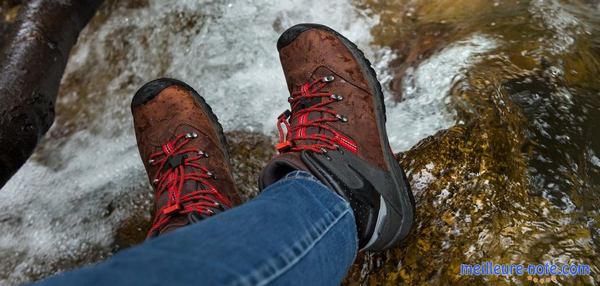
[231,180,354,286]
[273,170,359,267]
[278,170,323,185]
[276,171,351,205]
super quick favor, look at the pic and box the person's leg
[33,22,417,286]
[33,72,360,285]
[33,170,357,286]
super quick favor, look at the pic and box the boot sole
[278,24,416,251]
[131,78,232,167]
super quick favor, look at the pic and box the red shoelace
[147,132,231,236]
[276,75,358,154]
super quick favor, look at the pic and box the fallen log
[0,0,103,188]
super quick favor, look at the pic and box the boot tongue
[156,210,207,235]
[293,94,322,111]
[154,164,210,235]
[259,152,310,189]
[157,216,189,235]
[289,80,333,147]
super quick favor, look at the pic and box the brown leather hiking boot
[132,78,241,237]
[259,24,415,251]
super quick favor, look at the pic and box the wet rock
[0,0,103,188]
[0,1,20,47]
[227,131,276,200]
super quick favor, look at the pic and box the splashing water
[1,0,600,284]
[383,35,497,151]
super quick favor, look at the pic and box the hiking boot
[259,24,415,251]
[131,78,241,237]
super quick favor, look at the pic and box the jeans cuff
[278,171,351,211]
[280,170,323,185]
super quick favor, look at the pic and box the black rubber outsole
[278,24,416,250]
[131,78,232,164]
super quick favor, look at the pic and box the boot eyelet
[323,75,335,82]
[335,145,344,154]
[152,179,159,185]
[198,150,209,157]
[336,114,348,122]
[330,94,343,101]
[320,148,332,160]
[148,159,155,164]
[186,132,198,139]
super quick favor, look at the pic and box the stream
[0,0,599,285]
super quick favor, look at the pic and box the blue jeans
[33,171,358,286]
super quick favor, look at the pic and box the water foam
[383,35,497,151]
[166,0,377,133]
[529,0,586,54]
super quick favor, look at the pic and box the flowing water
[0,0,599,285]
